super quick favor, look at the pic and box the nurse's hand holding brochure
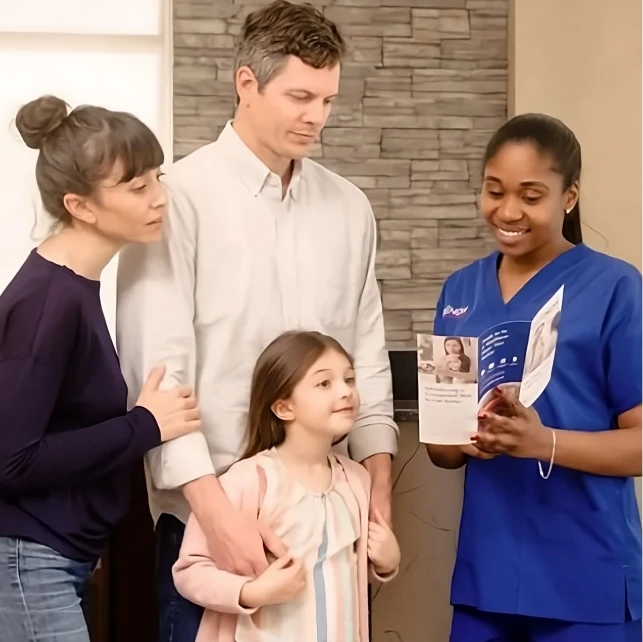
[417,286,564,445]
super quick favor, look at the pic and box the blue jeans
[0,537,95,642]
[156,513,204,642]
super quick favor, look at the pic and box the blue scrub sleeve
[602,270,643,416]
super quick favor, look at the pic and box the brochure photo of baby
[519,285,564,407]
[524,309,560,377]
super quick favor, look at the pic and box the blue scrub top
[434,244,642,624]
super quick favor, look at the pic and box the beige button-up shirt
[116,123,398,524]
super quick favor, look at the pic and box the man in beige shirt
[116,2,398,639]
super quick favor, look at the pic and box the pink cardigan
[172,453,395,642]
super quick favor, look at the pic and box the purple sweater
[0,251,160,561]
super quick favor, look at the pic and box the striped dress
[235,448,362,642]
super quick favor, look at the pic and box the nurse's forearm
[425,444,467,469]
[537,425,642,477]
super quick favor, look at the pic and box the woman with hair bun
[0,95,202,642]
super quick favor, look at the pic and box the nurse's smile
[494,227,530,249]
[491,225,531,251]
[495,226,528,237]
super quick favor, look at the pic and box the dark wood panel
[108,464,158,642]
[88,552,110,642]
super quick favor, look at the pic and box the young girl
[0,95,200,641]
[427,113,642,642]
[173,330,401,641]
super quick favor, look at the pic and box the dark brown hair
[15,95,164,226]
[234,0,345,91]
[483,113,583,245]
[242,330,353,460]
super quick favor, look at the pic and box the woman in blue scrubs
[427,113,642,642]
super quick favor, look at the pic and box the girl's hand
[239,555,306,608]
[474,387,552,460]
[367,508,401,576]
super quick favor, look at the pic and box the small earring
[565,208,572,214]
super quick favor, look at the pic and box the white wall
[0,0,173,337]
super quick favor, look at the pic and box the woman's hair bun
[15,95,69,150]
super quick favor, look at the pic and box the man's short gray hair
[234,0,345,91]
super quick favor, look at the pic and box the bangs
[84,110,164,185]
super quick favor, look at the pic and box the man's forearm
[180,468,275,577]
[183,474,228,517]
[362,453,393,490]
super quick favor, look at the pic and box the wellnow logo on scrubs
[442,304,469,319]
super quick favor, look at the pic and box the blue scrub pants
[451,606,642,642]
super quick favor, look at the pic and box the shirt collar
[217,121,304,200]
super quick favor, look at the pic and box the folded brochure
[417,285,564,445]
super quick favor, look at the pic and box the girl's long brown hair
[241,330,352,460]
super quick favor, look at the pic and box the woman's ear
[564,181,580,213]
[63,193,97,225]
[271,399,295,422]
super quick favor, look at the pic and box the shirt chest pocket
[195,199,279,325]
[296,217,367,347]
